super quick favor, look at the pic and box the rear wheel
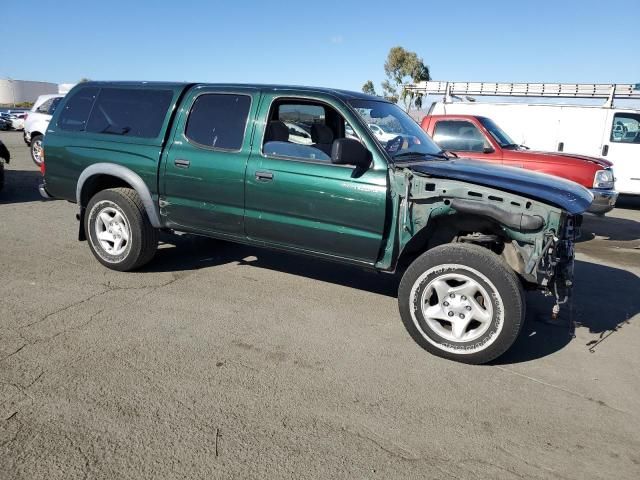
[398,243,525,364]
[85,188,158,271]
[30,135,44,166]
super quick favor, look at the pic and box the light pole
[7,78,16,107]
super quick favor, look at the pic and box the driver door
[244,94,388,264]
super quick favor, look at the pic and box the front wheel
[85,188,158,271]
[30,135,44,166]
[398,243,525,364]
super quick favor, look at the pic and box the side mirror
[483,146,495,154]
[331,138,372,168]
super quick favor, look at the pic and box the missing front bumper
[536,215,580,317]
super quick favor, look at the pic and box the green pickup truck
[39,82,592,364]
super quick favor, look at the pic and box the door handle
[174,158,190,168]
[255,170,274,182]
[602,145,609,156]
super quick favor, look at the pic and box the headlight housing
[593,169,614,189]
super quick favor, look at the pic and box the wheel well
[30,131,43,139]
[77,174,133,241]
[79,174,131,207]
[397,214,506,271]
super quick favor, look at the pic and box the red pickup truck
[420,114,618,214]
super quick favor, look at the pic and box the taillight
[40,148,45,175]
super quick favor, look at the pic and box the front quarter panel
[377,169,566,286]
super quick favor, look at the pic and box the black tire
[30,135,44,166]
[85,188,158,271]
[398,243,525,364]
[0,162,4,192]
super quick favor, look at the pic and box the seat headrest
[311,124,334,144]
[265,121,289,142]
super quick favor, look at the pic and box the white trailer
[406,81,640,196]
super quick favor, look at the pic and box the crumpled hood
[408,158,593,214]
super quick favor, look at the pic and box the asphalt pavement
[1,130,639,479]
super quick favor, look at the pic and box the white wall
[58,83,76,94]
[0,79,59,104]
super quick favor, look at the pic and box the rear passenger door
[161,87,259,236]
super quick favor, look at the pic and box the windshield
[350,100,444,160]
[478,117,516,148]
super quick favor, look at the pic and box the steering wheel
[385,136,404,154]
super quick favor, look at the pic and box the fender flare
[76,163,162,227]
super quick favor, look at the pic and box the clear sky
[2,0,639,92]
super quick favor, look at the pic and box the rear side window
[185,94,251,150]
[86,88,173,138]
[58,88,99,131]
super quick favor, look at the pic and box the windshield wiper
[392,151,449,161]
[502,143,527,150]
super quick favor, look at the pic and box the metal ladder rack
[404,81,640,107]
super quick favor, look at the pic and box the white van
[409,82,640,196]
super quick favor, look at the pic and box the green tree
[78,77,91,83]
[362,80,377,96]
[382,46,430,112]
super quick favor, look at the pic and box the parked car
[24,94,64,165]
[9,112,27,130]
[368,123,398,142]
[0,139,9,192]
[284,122,313,144]
[419,81,640,196]
[0,110,29,130]
[421,114,618,214]
[0,116,11,131]
[39,82,592,364]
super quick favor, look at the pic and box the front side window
[86,88,173,138]
[432,120,487,153]
[185,94,251,150]
[477,116,516,148]
[350,100,443,160]
[611,113,640,144]
[262,101,343,162]
[58,87,99,131]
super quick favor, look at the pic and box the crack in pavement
[64,432,91,480]
[494,366,630,415]
[5,273,191,360]
[0,344,26,363]
[19,289,112,330]
[495,445,571,480]
[0,423,23,449]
